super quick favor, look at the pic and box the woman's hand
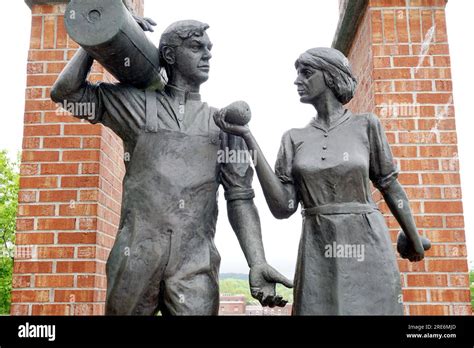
[213,109,251,138]
[408,241,425,262]
[132,15,157,32]
[397,231,429,262]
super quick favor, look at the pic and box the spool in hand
[397,231,431,261]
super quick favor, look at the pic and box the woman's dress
[275,110,403,315]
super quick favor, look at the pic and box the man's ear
[162,46,176,66]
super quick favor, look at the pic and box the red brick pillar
[334,0,471,315]
[11,0,143,316]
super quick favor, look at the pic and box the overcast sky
[0,0,472,278]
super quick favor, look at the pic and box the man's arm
[220,130,293,307]
[50,48,93,105]
[227,199,266,267]
[227,198,293,307]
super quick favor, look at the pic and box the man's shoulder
[96,82,147,108]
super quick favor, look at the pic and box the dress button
[321,157,326,160]
[323,146,327,150]
[324,133,328,138]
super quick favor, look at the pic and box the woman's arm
[380,180,425,261]
[368,113,425,262]
[214,113,298,219]
[243,132,299,219]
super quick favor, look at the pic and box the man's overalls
[105,87,223,315]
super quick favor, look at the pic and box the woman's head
[294,47,357,105]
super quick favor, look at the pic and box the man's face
[173,32,213,85]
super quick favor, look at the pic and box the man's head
[159,20,213,88]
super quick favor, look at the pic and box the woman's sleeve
[368,114,399,192]
[274,130,295,184]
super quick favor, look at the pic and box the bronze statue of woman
[215,47,428,315]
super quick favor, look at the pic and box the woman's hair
[295,47,357,105]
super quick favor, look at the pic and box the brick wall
[347,9,376,115]
[11,0,143,316]
[345,0,471,315]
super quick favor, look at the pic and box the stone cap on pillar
[25,0,142,15]
[332,0,369,55]
[25,0,67,8]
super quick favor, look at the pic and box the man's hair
[158,20,210,77]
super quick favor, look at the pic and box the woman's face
[294,64,327,104]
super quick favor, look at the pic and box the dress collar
[310,109,352,132]
[164,84,201,102]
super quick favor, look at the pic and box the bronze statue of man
[51,18,292,315]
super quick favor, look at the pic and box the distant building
[219,294,292,316]
[245,304,292,316]
[219,294,246,315]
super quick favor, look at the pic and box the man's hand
[132,15,157,32]
[249,263,293,308]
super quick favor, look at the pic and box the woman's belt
[301,202,378,217]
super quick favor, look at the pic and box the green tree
[0,150,19,315]
[219,278,293,305]
[470,270,474,310]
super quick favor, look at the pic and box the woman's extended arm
[243,132,298,219]
[214,113,298,219]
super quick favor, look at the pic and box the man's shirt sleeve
[219,131,255,201]
[72,81,146,142]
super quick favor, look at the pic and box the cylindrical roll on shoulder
[65,0,165,90]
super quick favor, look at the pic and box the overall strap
[208,106,214,137]
[208,106,220,145]
[145,90,158,133]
